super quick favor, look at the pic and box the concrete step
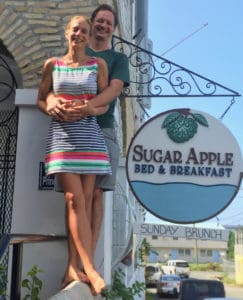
[48,281,95,300]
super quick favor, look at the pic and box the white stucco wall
[10,89,116,298]
[10,89,68,298]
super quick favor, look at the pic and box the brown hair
[90,4,118,28]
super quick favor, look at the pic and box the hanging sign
[133,223,229,241]
[126,108,243,224]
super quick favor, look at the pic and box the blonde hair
[65,15,91,33]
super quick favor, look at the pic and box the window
[200,249,212,257]
[176,261,189,267]
[179,249,184,256]
[152,235,158,240]
[178,249,191,257]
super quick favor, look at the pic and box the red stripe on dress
[55,93,94,101]
[45,152,109,163]
[56,59,98,67]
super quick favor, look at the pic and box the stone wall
[0,0,132,88]
[0,0,140,153]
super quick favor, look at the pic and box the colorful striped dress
[45,58,112,176]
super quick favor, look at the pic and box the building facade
[0,0,150,298]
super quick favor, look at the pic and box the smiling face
[91,10,115,42]
[65,16,91,49]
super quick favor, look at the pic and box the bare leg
[60,174,88,288]
[68,182,104,287]
[59,173,106,294]
[61,227,89,288]
[61,178,104,290]
[83,175,96,228]
[91,188,104,256]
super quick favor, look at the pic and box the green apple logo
[162,109,208,143]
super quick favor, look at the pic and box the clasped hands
[47,98,91,122]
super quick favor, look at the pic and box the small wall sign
[126,108,243,224]
[38,162,54,190]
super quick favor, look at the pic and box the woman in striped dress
[37,15,110,295]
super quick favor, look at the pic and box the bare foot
[61,265,88,289]
[77,270,89,283]
[87,271,106,295]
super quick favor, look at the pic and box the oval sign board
[126,108,243,224]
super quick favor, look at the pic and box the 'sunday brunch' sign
[126,108,243,224]
[134,223,229,241]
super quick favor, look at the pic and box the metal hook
[219,97,236,120]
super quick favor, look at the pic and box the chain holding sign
[126,108,243,224]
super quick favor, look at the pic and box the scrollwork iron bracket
[112,35,241,100]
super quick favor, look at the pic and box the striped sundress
[44,58,112,176]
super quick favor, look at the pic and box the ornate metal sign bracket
[112,35,241,117]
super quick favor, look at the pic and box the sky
[144,0,243,226]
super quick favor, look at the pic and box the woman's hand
[46,97,67,120]
[47,97,90,122]
[62,100,89,122]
